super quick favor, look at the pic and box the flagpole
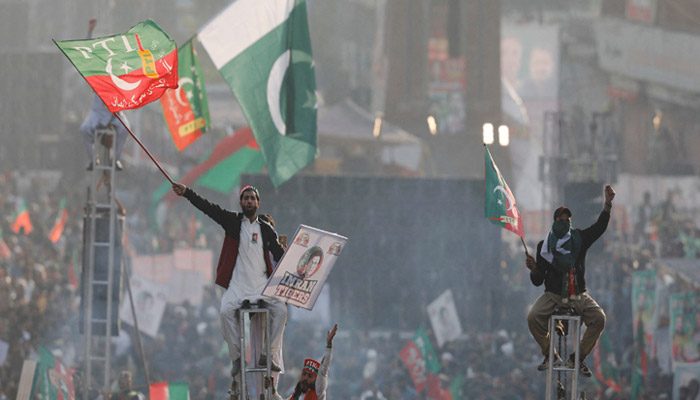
[520,237,530,257]
[111,112,174,184]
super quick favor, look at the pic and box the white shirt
[221,217,267,309]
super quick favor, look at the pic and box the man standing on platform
[525,184,615,377]
[172,183,287,375]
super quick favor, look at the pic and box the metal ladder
[229,301,274,400]
[545,305,584,400]
[83,127,120,399]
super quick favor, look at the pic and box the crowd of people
[1,163,699,400]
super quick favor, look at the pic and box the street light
[482,123,494,144]
[427,115,437,135]
[373,113,383,137]
[498,125,509,146]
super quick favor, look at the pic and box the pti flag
[49,198,68,243]
[198,0,317,187]
[55,20,178,113]
[399,327,440,394]
[485,145,524,238]
[161,41,210,150]
[11,200,33,235]
[31,346,74,400]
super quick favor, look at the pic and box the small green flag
[484,146,524,238]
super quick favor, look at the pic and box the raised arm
[580,184,615,247]
[172,182,237,229]
[316,324,338,396]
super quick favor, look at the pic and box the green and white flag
[198,0,317,187]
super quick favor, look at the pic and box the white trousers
[220,297,287,365]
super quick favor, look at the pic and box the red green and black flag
[55,20,178,113]
[149,381,190,400]
[161,40,210,151]
[485,145,524,238]
[150,126,263,231]
[11,200,33,235]
[49,198,68,243]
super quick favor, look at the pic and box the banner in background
[632,270,656,357]
[131,248,213,306]
[120,274,168,338]
[672,362,700,400]
[427,289,463,348]
[669,292,700,363]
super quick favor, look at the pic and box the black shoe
[566,354,592,377]
[86,157,100,171]
[231,358,242,376]
[258,355,281,372]
[537,354,562,371]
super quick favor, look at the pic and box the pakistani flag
[198,0,317,187]
[55,20,178,113]
[484,145,524,238]
[161,40,211,151]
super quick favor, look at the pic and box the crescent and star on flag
[267,49,317,137]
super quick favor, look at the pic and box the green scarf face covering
[552,219,571,238]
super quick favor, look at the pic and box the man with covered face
[525,184,615,377]
[172,182,287,375]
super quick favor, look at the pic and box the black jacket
[531,210,610,294]
[184,188,285,289]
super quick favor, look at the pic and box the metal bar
[103,128,116,394]
[239,309,246,400]
[546,316,554,400]
[124,265,151,386]
[571,317,580,400]
[265,308,272,399]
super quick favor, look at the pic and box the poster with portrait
[262,225,347,310]
[669,292,700,364]
[632,270,656,357]
[119,274,168,338]
[427,289,463,348]
[652,273,678,373]
[672,362,700,400]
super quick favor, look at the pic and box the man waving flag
[198,0,317,187]
[55,19,178,113]
[485,145,524,238]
